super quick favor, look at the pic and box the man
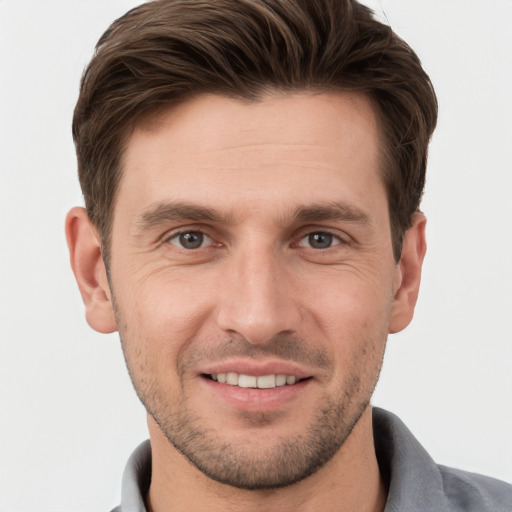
[65,0,512,510]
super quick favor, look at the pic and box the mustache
[180,334,333,374]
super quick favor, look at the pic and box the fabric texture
[111,408,512,511]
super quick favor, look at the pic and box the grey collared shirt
[111,408,512,511]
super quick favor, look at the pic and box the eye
[168,231,211,250]
[298,232,342,250]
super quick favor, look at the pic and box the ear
[65,207,117,333]
[388,213,427,334]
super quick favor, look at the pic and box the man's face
[107,92,403,488]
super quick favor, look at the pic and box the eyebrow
[135,200,371,233]
[292,203,371,225]
[136,202,231,231]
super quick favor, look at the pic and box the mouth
[203,372,310,389]
[199,365,314,412]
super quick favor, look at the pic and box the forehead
[117,91,385,225]
[133,91,380,162]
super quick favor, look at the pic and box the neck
[146,405,386,512]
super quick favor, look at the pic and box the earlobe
[388,213,427,334]
[65,207,117,334]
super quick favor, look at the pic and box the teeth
[211,372,302,388]
[226,372,239,385]
[239,375,257,388]
[275,375,287,386]
[257,374,276,389]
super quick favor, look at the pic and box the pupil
[309,232,332,249]
[180,232,203,249]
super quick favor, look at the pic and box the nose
[215,243,302,344]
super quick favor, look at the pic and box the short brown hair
[73,0,437,262]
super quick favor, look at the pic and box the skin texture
[66,92,426,512]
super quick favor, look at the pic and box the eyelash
[296,232,344,250]
[167,230,214,250]
[165,229,348,251]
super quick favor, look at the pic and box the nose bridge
[216,237,299,343]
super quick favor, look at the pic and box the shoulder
[437,465,512,512]
[372,408,512,512]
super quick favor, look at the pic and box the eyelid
[294,227,350,247]
[297,232,341,248]
[159,225,350,250]
[162,227,215,249]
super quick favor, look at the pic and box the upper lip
[200,359,313,379]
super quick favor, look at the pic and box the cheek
[301,266,393,384]
[305,265,395,336]
[115,270,218,365]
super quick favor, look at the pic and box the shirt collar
[118,439,151,512]
[373,407,451,511]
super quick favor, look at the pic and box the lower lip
[200,376,311,412]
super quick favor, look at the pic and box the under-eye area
[202,373,312,389]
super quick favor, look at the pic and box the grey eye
[298,232,341,249]
[309,232,333,249]
[170,231,208,249]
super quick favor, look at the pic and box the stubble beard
[119,331,386,490]
[148,382,371,490]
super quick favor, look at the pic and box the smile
[208,373,305,389]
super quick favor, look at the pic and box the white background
[1,1,511,511]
